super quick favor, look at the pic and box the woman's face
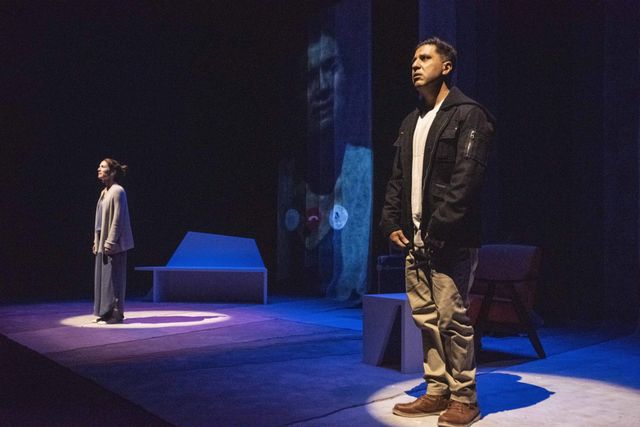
[97,161,113,183]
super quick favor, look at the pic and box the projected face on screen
[306,33,344,135]
[277,2,372,304]
[305,32,346,197]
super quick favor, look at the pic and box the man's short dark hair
[416,37,457,70]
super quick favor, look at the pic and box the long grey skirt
[94,251,127,317]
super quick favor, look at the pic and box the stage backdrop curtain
[416,0,639,322]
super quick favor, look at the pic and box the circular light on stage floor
[364,371,640,426]
[60,310,230,329]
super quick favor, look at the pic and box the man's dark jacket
[380,87,495,248]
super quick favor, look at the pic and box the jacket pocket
[431,182,448,199]
[463,129,489,166]
[435,128,457,161]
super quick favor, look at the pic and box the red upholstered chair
[469,244,546,358]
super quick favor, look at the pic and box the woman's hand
[92,243,97,255]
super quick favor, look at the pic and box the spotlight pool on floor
[61,310,231,329]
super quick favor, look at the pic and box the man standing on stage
[380,37,495,427]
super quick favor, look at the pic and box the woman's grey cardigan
[94,184,134,254]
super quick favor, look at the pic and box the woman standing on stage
[93,158,134,324]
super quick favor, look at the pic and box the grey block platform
[136,231,267,304]
[362,293,422,373]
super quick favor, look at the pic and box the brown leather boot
[437,400,481,427]
[392,394,449,418]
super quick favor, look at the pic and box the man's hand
[104,243,113,254]
[92,244,97,255]
[389,229,410,249]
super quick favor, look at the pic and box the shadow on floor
[402,372,553,416]
[0,334,172,426]
[129,315,225,324]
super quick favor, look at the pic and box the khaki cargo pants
[405,246,479,403]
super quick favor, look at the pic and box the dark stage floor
[1,297,639,426]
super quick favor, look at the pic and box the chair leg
[507,284,546,358]
[474,282,496,355]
